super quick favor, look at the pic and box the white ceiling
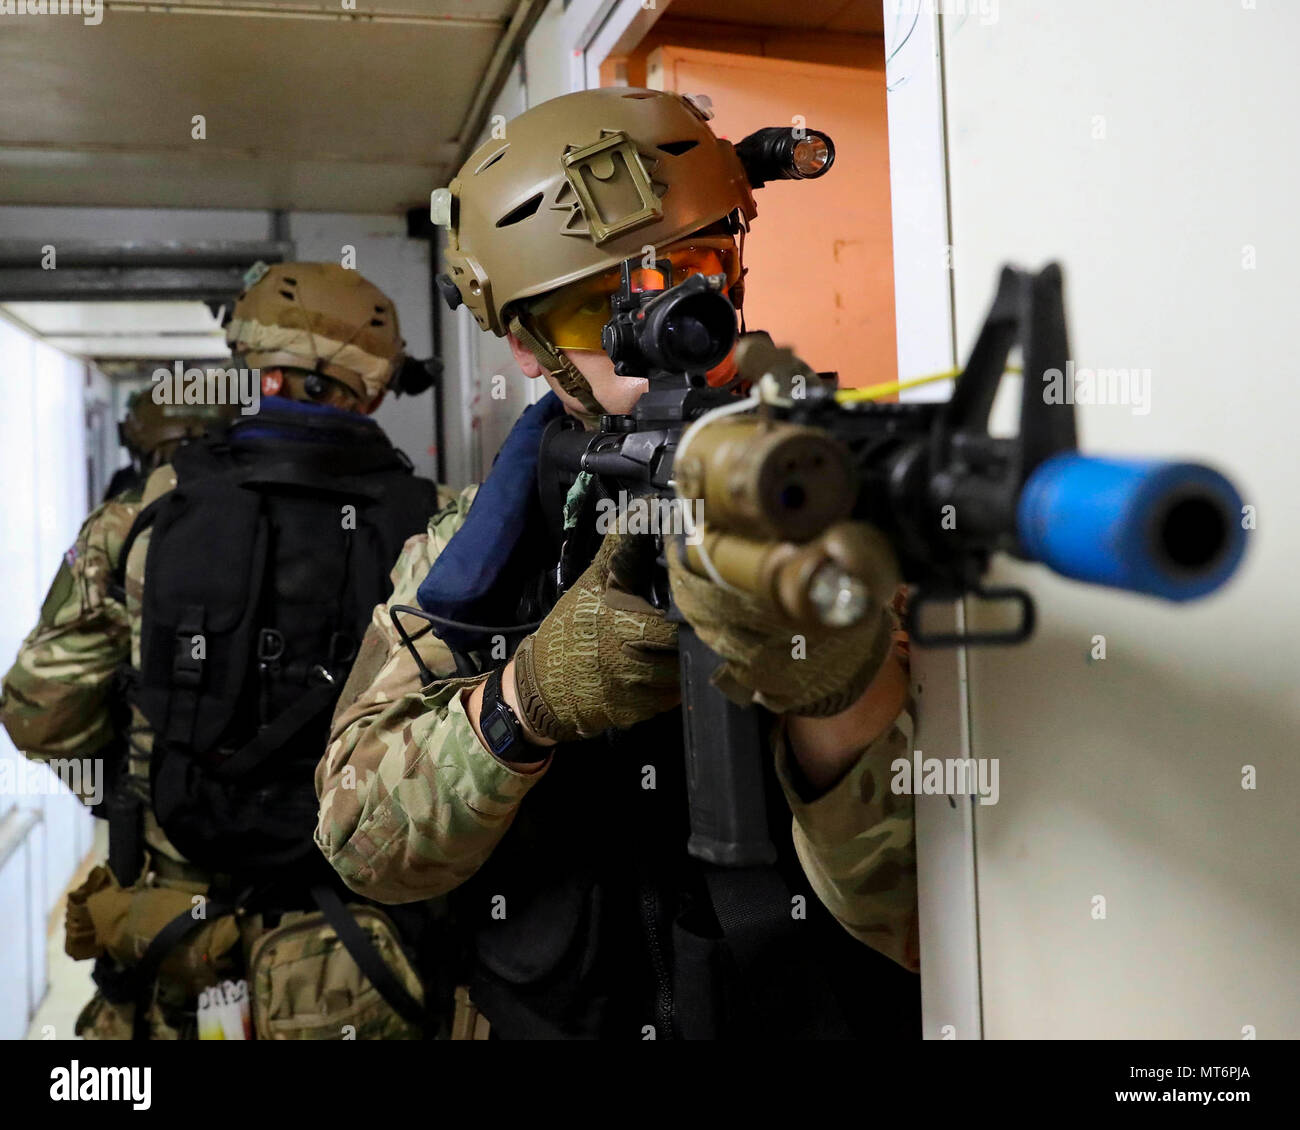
[0,0,882,215]
[0,0,517,213]
[2,300,228,359]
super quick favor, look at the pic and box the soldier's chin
[555,349,649,417]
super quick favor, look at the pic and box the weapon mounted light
[807,564,870,627]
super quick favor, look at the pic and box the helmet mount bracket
[560,130,663,245]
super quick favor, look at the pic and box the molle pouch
[133,473,266,753]
[74,991,195,1042]
[247,907,424,1040]
[75,993,136,1041]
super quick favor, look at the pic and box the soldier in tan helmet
[224,260,426,411]
[104,389,236,502]
[316,88,919,1040]
[1,262,449,1039]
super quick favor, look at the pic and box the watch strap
[479,665,532,762]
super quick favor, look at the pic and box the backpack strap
[212,680,339,780]
[163,604,207,747]
[108,492,169,604]
[127,898,236,1040]
[310,885,427,1030]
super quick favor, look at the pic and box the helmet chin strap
[508,311,606,423]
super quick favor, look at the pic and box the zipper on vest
[640,879,674,1039]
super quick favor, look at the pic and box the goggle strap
[508,312,606,417]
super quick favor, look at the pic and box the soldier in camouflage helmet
[316,88,919,1040]
[0,262,449,1040]
[103,389,237,502]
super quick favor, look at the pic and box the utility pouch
[75,992,136,1041]
[69,868,241,1040]
[247,906,424,1041]
[79,870,241,996]
[65,865,115,961]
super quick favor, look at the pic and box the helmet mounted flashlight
[733,126,836,189]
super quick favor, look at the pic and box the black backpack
[118,422,439,877]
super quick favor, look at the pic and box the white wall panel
[942,0,1299,1039]
[877,3,983,1040]
[0,315,96,1037]
[0,830,33,1041]
[288,212,439,483]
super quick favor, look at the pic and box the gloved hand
[667,526,900,717]
[512,531,679,742]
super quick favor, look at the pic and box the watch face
[483,707,515,754]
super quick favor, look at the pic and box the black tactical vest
[445,464,921,1041]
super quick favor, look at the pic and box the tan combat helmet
[119,390,236,468]
[224,262,405,407]
[433,88,757,411]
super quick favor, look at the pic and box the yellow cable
[835,364,1022,403]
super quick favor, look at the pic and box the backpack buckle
[328,631,357,667]
[172,608,206,689]
[256,629,286,727]
[257,629,285,667]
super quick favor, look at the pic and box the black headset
[388,354,442,397]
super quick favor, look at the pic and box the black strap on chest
[127,897,236,1040]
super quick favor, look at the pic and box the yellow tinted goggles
[529,238,743,352]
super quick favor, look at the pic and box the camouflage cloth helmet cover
[437,87,757,338]
[224,262,405,402]
[119,389,236,459]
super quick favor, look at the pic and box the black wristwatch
[478,665,532,762]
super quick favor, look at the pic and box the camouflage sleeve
[316,485,550,904]
[0,497,138,759]
[773,706,921,973]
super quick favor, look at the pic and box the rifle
[543,258,1247,869]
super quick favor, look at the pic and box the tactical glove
[512,531,680,742]
[667,527,900,717]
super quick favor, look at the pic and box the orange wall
[603,18,887,87]
[640,44,897,387]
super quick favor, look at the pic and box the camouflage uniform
[2,494,138,775]
[316,485,922,976]
[4,467,204,864]
[1,466,458,1039]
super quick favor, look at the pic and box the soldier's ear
[506,332,546,379]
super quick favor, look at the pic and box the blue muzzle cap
[1016,453,1247,601]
